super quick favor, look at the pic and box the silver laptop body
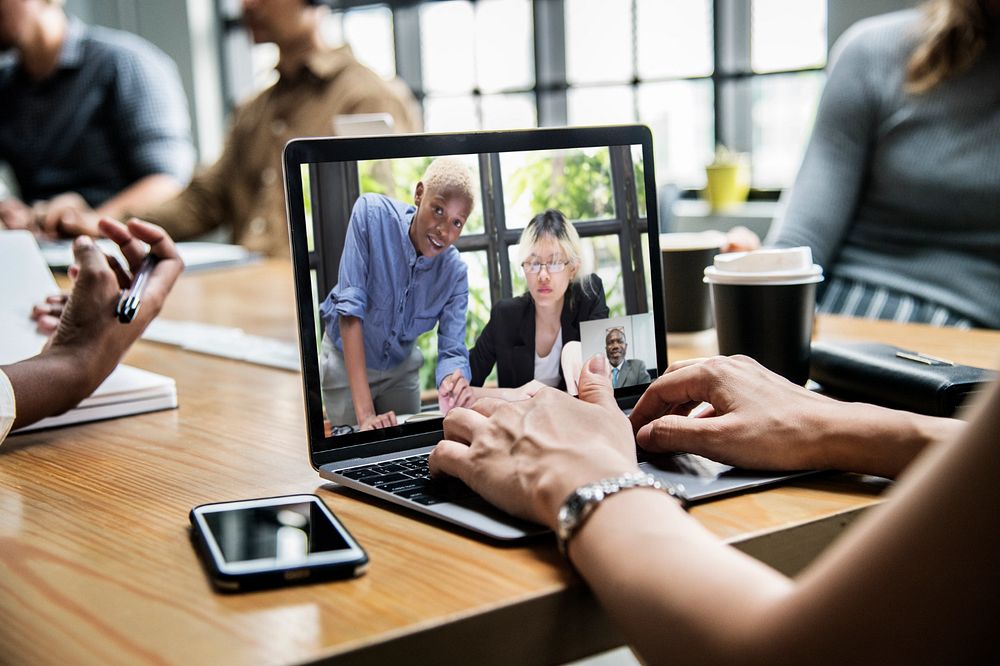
[284,126,806,541]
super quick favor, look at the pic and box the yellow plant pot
[703,163,749,211]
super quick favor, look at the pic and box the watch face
[568,491,590,513]
[557,504,572,540]
[561,487,600,532]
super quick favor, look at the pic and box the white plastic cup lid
[703,247,824,285]
[659,230,727,251]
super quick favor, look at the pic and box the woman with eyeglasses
[463,209,608,400]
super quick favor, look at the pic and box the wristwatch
[556,472,683,557]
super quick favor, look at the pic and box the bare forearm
[96,174,184,220]
[3,351,99,429]
[339,317,375,423]
[569,491,793,664]
[810,401,965,478]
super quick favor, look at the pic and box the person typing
[0,0,194,235]
[429,354,995,662]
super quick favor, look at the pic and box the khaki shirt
[142,46,420,257]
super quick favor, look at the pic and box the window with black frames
[217,0,826,196]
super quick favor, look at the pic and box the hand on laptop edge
[429,351,969,529]
[629,355,965,479]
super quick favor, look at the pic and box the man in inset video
[605,326,649,389]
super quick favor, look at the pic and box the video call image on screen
[299,143,656,437]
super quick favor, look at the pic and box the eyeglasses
[521,260,570,274]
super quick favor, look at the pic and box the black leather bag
[810,341,996,417]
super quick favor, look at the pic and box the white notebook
[14,365,177,433]
[0,230,177,433]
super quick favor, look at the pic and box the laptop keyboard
[337,454,476,505]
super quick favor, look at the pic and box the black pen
[116,253,159,324]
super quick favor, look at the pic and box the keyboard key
[340,467,378,480]
[338,455,474,508]
[395,486,431,499]
[381,478,429,494]
[407,494,441,505]
[368,472,411,487]
[426,478,475,501]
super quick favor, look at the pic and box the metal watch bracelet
[555,472,685,557]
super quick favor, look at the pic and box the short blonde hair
[517,209,583,271]
[420,157,476,206]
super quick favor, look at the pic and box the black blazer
[470,274,609,389]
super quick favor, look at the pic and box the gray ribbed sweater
[768,10,1000,328]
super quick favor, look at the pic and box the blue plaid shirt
[0,17,194,207]
[320,194,471,388]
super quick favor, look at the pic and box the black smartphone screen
[202,500,351,564]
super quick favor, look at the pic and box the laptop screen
[283,126,665,464]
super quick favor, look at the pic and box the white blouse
[533,327,563,388]
[0,368,15,446]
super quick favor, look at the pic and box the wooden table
[2,261,996,665]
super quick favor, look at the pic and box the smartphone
[189,494,368,592]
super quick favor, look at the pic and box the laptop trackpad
[640,453,809,502]
[434,497,547,540]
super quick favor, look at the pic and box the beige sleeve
[0,368,15,445]
[136,105,249,239]
[341,73,422,134]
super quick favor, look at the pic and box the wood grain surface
[2,261,995,665]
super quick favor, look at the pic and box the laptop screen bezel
[283,125,665,468]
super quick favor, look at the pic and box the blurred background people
[0,0,194,234]
[766,0,1000,329]
[36,0,421,257]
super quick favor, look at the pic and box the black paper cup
[704,247,823,386]
[660,232,725,333]
[710,281,817,385]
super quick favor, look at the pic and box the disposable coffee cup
[704,247,823,385]
[660,231,726,334]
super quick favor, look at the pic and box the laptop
[332,112,394,137]
[283,125,809,541]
